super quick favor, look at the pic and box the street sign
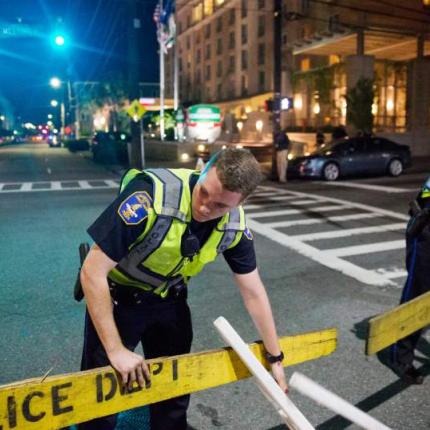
[126,99,146,122]
[0,24,40,38]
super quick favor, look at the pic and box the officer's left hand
[271,362,289,394]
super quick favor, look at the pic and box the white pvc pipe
[289,372,391,430]
[213,317,314,430]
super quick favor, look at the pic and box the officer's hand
[271,362,289,394]
[108,347,151,390]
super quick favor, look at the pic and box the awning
[292,30,430,61]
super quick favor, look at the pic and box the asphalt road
[0,143,428,430]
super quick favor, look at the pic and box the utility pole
[271,0,282,179]
[159,0,165,141]
[127,0,143,168]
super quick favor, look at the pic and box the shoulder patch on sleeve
[118,191,152,225]
[244,227,253,240]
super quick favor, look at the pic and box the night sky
[0,0,159,124]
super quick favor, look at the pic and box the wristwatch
[264,350,284,364]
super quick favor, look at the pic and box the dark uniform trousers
[78,286,193,430]
[390,226,430,369]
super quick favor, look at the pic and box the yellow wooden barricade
[0,328,336,430]
[366,291,430,355]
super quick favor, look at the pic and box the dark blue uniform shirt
[88,172,257,274]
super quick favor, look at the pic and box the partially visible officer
[78,148,288,430]
[389,175,430,384]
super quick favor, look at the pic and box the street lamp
[50,77,61,89]
[54,34,65,46]
[50,99,59,107]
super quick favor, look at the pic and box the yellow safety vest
[108,168,246,297]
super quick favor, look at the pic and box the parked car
[288,136,411,181]
[48,134,61,147]
[91,132,130,164]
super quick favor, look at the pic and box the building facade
[168,0,430,153]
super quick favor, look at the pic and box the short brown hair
[212,148,263,199]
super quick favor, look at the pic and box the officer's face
[192,167,243,222]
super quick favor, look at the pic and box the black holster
[74,242,90,302]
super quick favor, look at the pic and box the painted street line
[324,240,404,258]
[315,181,416,193]
[247,186,408,286]
[265,211,376,228]
[290,223,405,241]
[0,179,120,193]
[244,199,325,210]
[249,204,352,219]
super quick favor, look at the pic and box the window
[205,24,211,38]
[178,21,182,34]
[217,60,222,77]
[258,15,265,37]
[186,36,191,49]
[187,14,191,28]
[216,16,222,33]
[241,24,247,44]
[192,3,203,23]
[241,75,248,95]
[241,50,248,69]
[229,55,235,72]
[229,32,235,49]
[205,44,211,60]
[259,71,265,91]
[258,43,265,65]
[196,69,201,84]
[216,38,222,55]
[196,32,201,44]
[217,83,222,99]
[205,65,211,80]
[241,0,247,18]
[229,8,235,25]
[204,0,213,16]
[197,49,201,63]
[258,0,265,9]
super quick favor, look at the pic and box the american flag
[153,1,176,53]
[153,4,161,24]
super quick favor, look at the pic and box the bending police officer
[389,175,430,384]
[78,148,288,429]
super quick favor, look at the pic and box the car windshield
[312,140,346,155]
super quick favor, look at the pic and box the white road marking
[248,204,352,219]
[245,199,324,210]
[247,218,396,287]
[324,240,404,257]
[290,223,405,241]
[78,180,93,189]
[248,186,409,287]
[266,212,378,228]
[0,179,119,193]
[316,181,415,193]
[375,268,408,279]
[20,182,32,192]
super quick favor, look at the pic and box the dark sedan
[288,136,412,181]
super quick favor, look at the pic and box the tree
[345,78,375,135]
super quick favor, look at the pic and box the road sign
[0,328,336,429]
[126,99,146,122]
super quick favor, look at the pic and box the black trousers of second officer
[77,288,193,430]
[390,226,430,369]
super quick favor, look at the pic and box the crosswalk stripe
[290,223,405,241]
[104,179,119,188]
[245,199,324,210]
[51,181,62,190]
[78,180,92,189]
[248,204,351,219]
[316,181,415,193]
[324,240,404,257]
[247,219,395,287]
[382,270,408,279]
[20,182,32,191]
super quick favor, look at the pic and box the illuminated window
[301,58,310,71]
[329,55,340,65]
[192,3,203,23]
[215,0,225,5]
[204,0,213,16]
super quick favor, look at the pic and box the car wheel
[322,162,340,181]
[387,158,403,177]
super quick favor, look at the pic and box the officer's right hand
[108,347,151,390]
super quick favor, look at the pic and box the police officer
[78,148,288,429]
[389,175,430,384]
